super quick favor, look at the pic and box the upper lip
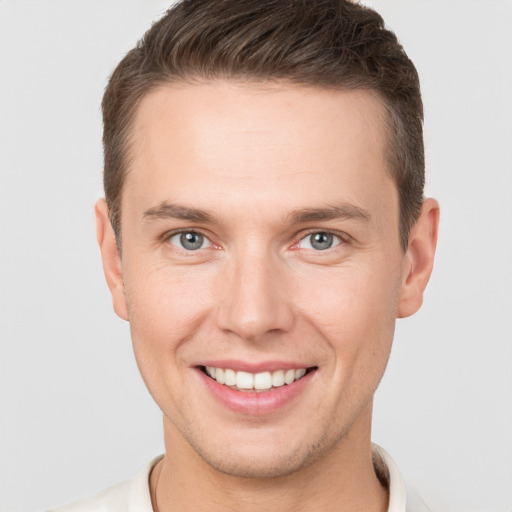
[196,360,315,373]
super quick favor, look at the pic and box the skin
[96,82,439,512]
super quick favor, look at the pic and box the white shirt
[47,445,429,512]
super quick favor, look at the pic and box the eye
[298,232,342,251]
[168,231,211,251]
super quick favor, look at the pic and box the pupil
[180,232,203,250]
[311,232,333,250]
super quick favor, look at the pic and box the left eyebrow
[287,203,372,225]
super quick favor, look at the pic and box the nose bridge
[216,242,294,340]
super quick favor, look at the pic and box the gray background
[1,1,511,511]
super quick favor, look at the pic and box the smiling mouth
[200,366,316,392]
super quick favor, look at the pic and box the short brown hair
[102,0,424,250]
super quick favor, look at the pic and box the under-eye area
[200,366,317,392]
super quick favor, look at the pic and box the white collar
[373,444,430,512]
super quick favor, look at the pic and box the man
[52,0,439,510]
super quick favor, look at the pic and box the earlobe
[95,199,129,321]
[397,198,440,319]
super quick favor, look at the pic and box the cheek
[125,262,211,331]
[301,259,400,324]
[123,265,214,374]
[298,261,401,372]
[122,266,216,415]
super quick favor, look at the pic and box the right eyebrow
[142,202,215,223]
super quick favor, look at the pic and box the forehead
[130,81,388,163]
[123,81,395,225]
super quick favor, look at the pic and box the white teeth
[224,368,236,386]
[254,371,272,390]
[284,369,295,385]
[272,370,285,387]
[215,368,225,384]
[236,371,254,389]
[204,366,309,391]
[295,368,306,379]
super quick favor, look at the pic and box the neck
[150,405,388,512]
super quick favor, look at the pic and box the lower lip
[197,368,315,415]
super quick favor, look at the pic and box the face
[97,82,433,478]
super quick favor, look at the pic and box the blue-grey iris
[180,232,204,250]
[310,232,334,250]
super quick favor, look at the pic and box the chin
[187,429,333,479]
[199,450,310,479]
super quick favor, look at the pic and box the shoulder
[47,479,131,512]
[46,456,162,512]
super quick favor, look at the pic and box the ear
[397,198,440,318]
[95,198,129,321]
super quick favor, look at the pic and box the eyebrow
[142,201,371,225]
[288,203,371,224]
[143,203,215,223]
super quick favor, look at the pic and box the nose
[215,248,295,341]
